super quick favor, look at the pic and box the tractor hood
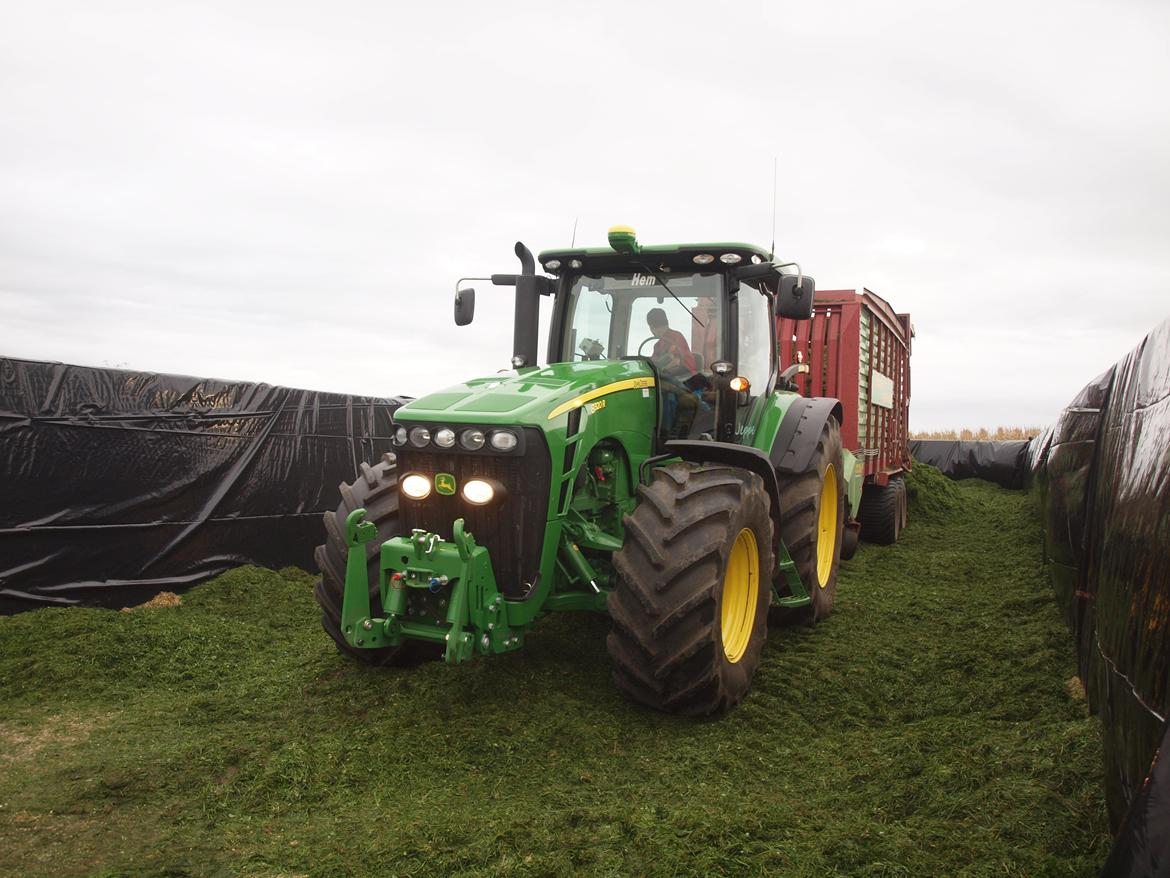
[394,359,655,426]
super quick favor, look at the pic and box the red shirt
[652,328,698,375]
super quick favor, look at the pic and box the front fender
[663,440,785,531]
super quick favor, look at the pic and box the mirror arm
[772,261,804,291]
[457,277,492,293]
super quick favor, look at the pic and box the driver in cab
[646,308,697,379]
[646,307,702,436]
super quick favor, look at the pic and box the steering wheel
[637,336,658,357]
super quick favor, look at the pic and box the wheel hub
[721,528,759,663]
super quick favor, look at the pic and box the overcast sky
[2,0,1167,430]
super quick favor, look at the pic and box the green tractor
[314,226,863,715]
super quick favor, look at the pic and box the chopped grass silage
[0,467,1110,877]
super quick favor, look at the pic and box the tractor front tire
[314,454,437,666]
[775,417,846,625]
[607,463,774,717]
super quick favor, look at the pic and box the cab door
[733,281,778,444]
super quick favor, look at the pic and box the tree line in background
[909,426,1043,440]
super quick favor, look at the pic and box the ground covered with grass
[0,467,1111,877]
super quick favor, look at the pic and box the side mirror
[777,274,815,320]
[454,288,476,326]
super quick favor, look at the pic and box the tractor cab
[454,226,817,448]
[540,227,814,447]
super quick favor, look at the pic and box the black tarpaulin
[1103,720,1170,877]
[1040,367,1115,644]
[0,357,405,612]
[907,439,1031,488]
[1026,316,1170,876]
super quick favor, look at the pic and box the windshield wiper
[635,261,705,328]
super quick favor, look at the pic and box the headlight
[409,427,431,448]
[461,479,495,505]
[459,428,485,451]
[489,429,518,452]
[393,426,408,445]
[434,427,456,448]
[400,474,431,499]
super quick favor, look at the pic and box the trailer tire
[607,463,774,716]
[841,523,860,561]
[893,475,909,532]
[858,479,900,545]
[314,454,439,666]
[774,417,845,625]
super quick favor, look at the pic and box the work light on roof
[570,259,583,269]
[544,259,561,271]
[720,253,743,264]
[693,254,715,265]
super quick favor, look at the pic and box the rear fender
[769,397,843,474]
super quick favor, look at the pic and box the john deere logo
[435,473,456,496]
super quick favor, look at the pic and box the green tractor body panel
[334,228,866,666]
[388,359,658,631]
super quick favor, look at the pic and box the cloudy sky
[2,0,1167,430]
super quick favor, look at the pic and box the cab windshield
[561,271,723,377]
[560,271,724,440]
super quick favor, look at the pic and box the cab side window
[737,283,774,393]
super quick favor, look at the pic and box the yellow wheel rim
[721,528,759,664]
[816,464,838,587]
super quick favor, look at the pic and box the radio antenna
[570,215,579,247]
[769,156,777,261]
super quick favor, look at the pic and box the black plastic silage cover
[0,357,405,612]
[1030,318,1170,877]
[908,439,1031,488]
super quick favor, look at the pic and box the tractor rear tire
[774,416,846,625]
[314,454,438,666]
[858,478,901,545]
[607,463,774,716]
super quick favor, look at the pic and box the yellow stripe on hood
[547,377,656,420]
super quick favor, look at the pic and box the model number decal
[588,400,607,414]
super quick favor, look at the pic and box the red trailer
[779,288,913,544]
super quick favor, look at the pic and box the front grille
[396,428,551,598]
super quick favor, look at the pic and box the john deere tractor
[314,226,863,715]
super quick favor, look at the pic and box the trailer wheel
[774,416,846,625]
[893,475,909,532]
[314,454,438,666]
[841,522,860,561]
[607,463,774,716]
[858,478,900,545]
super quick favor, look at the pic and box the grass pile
[0,467,1110,877]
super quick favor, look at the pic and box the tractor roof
[538,227,773,275]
